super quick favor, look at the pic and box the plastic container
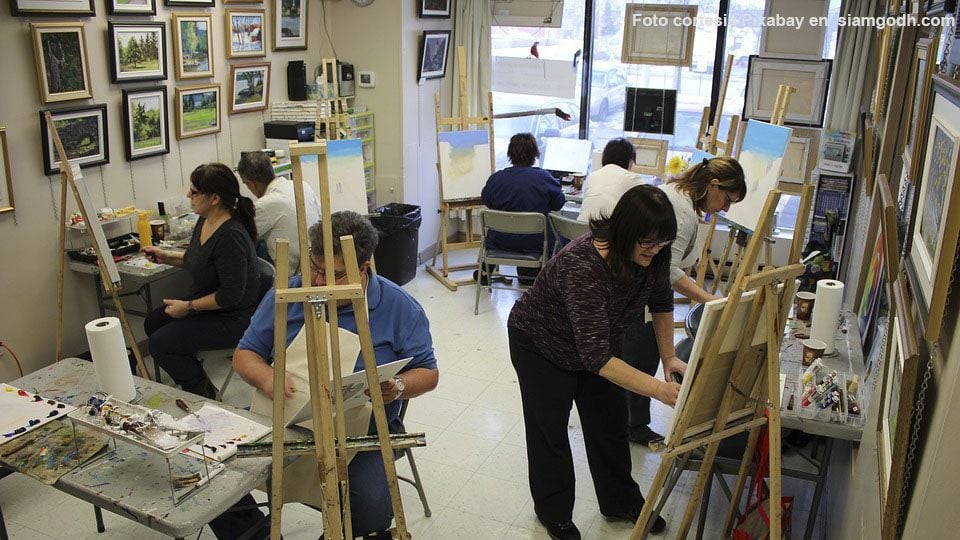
[137,211,153,247]
[370,203,422,286]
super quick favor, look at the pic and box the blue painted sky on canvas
[438,130,489,148]
[740,121,792,157]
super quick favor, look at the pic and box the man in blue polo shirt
[209,211,439,540]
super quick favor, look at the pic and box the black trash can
[370,203,422,286]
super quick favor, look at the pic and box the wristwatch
[393,376,405,399]
[187,300,197,314]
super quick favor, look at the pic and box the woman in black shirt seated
[142,163,260,398]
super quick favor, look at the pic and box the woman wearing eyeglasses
[142,163,260,398]
[508,185,685,540]
[621,156,747,446]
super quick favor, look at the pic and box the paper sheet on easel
[72,165,121,285]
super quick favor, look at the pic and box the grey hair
[308,211,379,266]
[236,151,275,184]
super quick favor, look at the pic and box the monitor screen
[624,88,677,135]
[540,137,593,176]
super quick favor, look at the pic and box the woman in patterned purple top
[507,185,685,539]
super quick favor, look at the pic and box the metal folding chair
[548,211,590,256]
[474,210,549,315]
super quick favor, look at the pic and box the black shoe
[628,425,663,446]
[537,518,581,540]
[472,269,491,286]
[604,509,667,534]
[183,374,218,400]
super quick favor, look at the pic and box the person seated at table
[209,211,440,540]
[142,163,260,399]
[577,138,645,222]
[237,150,321,271]
[480,132,565,284]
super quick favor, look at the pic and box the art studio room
[3,0,960,538]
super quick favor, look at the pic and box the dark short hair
[237,151,275,184]
[589,184,676,283]
[507,133,539,167]
[601,138,637,170]
[308,211,379,267]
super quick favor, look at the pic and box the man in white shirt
[237,151,321,271]
[577,138,646,222]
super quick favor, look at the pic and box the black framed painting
[12,0,95,16]
[417,30,450,80]
[109,22,167,83]
[122,87,169,161]
[418,0,450,18]
[40,104,109,176]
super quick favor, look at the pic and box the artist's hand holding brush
[142,246,185,267]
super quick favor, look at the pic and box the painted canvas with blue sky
[723,120,792,231]
[301,139,367,214]
[437,130,491,201]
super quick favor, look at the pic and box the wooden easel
[631,183,814,540]
[697,54,741,156]
[425,46,495,292]
[696,84,796,296]
[267,141,409,540]
[318,58,352,141]
[48,112,150,379]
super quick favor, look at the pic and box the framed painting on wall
[225,9,266,59]
[627,137,667,176]
[107,0,155,15]
[122,87,169,161]
[165,0,214,7]
[229,63,271,114]
[109,22,167,83]
[418,0,451,18]
[779,127,821,184]
[30,23,93,104]
[417,31,450,81]
[273,0,307,50]
[0,128,14,214]
[172,13,214,80]
[12,0,95,16]
[621,4,697,67]
[744,56,832,127]
[758,0,829,60]
[39,104,109,176]
[175,84,221,139]
[905,37,940,183]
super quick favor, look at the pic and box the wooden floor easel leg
[711,229,736,295]
[764,283,783,540]
[269,243,291,540]
[721,424,763,536]
[56,172,68,362]
[106,284,150,379]
[630,454,676,540]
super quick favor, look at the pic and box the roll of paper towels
[85,317,136,401]
[810,279,845,354]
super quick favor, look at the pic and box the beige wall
[0,1,324,378]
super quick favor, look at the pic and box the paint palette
[0,384,76,441]
[171,403,270,462]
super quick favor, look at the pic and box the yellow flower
[665,155,688,177]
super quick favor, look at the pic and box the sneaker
[537,517,581,540]
[604,509,666,534]
[628,425,663,446]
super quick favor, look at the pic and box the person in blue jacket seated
[480,132,565,285]
[209,211,440,540]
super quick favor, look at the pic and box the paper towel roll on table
[810,279,844,354]
[84,317,136,401]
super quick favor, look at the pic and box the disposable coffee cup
[795,292,816,321]
[150,220,166,244]
[802,339,827,367]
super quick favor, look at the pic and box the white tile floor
[1,256,826,539]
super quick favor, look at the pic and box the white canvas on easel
[725,120,792,231]
[437,130,492,202]
[300,139,367,215]
[72,164,121,285]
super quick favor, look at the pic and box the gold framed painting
[0,128,13,214]
[175,84,221,140]
[225,9,266,59]
[172,13,214,80]
[621,4,698,67]
[908,75,960,342]
[627,137,667,176]
[905,36,940,183]
[228,62,271,114]
[30,22,93,104]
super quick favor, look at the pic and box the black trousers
[621,318,662,430]
[509,326,644,523]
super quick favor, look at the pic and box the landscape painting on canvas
[437,130,491,201]
[724,120,792,231]
[301,139,367,215]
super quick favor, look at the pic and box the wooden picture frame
[621,4,697,67]
[11,0,94,16]
[40,104,109,176]
[627,137,667,175]
[228,62,271,114]
[172,13,214,80]
[175,84,221,139]
[855,175,897,352]
[906,37,940,184]
[878,276,921,538]
[780,126,821,184]
[925,0,957,15]
[417,30,450,81]
[225,9,266,59]
[122,87,169,161]
[0,128,14,215]
[758,0,829,60]
[30,23,93,104]
[908,75,960,342]
[744,56,832,127]
[108,0,155,15]
[863,116,877,196]
[418,0,450,18]
[272,0,307,51]
[109,22,167,84]
[165,0,213,7]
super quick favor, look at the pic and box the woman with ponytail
[142,163,261,398]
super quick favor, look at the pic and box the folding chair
[474,210,548,315]
[396,399,431,517]
[548,211,590,257]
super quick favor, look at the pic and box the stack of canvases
[853,2,960,537]
[11,0,312,180]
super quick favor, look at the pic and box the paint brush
[176,399,200,421]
